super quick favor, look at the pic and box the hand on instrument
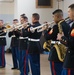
[57,32,64,40]
[3,29,7,33]
[29,27,35,33]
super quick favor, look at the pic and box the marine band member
[0,20,7,68]
[22,13,42,75]
[44,9,70,75]
[8,19,19,70]
[14,14,29,75]
[57,4,74,75]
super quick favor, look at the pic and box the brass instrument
[17,22,30,30]
[43,17,69,62]
[43,22,55,51]
[54,17,71,62]
[3,22,30,32]
[30,21,55,32]
[43,40,51,51]
[53,20,67,62]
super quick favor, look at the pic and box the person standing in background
[0,20,7,68]
[14,14,30,75]
[8,19,19,70]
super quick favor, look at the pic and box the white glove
[30,27,35,33]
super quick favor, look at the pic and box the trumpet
[30,17,71,33]
[30,21,55,32]
[3,22,30,32]
[16,22,30,30]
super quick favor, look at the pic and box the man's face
[0,21,3,27]
[68,8,74,20]
[53,14,59,23]
[53,13,63,23]
[20,18,28,24]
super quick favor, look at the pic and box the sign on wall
[36,0,53,8]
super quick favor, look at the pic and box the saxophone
[43,40,51,51]
[53,20,67,62]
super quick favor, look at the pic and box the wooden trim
[36,0,53,8]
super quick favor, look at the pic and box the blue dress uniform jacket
[13,29,28,50]
[22,22,42,54]
[22,22,42,75]
[14,28,29,75]
[0,27,7,67]
[0,27,6,46]
[61,23,74,69]
[44,21,70,62]
[8,31,19,47]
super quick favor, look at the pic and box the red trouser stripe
[52,61,56,75]
[24,50,28,75]
[68,69,71,75]
[2,46,4,66]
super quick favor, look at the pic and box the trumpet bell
[6,25,12,29]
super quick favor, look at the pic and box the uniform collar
[33,21,39,25]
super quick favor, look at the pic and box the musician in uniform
[8,19,19,70]
[0,20,7,68]
[14,14,29,75]
[22,13,42,75]
[44,9,70,75]
[57,4,74,75]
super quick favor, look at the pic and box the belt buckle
[55,41,60,44]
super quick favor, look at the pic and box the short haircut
[13,19,18,21]
[68,4,74,10]
[32,13,40,20]
[20,14,28,20]
[20,13,25,17]
[52,9,63,15]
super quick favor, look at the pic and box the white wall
[14,0,60,23]
[0,2,14,14]
[14,0,74,23]
[63,0,74,17]
[0,2,14,50]
[0,2,14,23]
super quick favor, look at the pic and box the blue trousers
[19,50,29,75]
[11,47,19,68]
[28,54,40,75]
[50,61,63,75]
[61,69,74,75]
[0,46,5,67]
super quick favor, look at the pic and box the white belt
[19,37,28,39]
[0,36,6,38]
[12,35,16,37]
[51,41,61,44]
[28,38,40,42]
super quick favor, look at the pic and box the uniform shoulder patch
[48,29,53,34]
[71,29,74,37]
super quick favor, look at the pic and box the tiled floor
[0,53,51,75]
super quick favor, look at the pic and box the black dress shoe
[11,67,17,70]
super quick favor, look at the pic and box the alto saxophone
[43,40,51,51]
[53,20,67,62]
